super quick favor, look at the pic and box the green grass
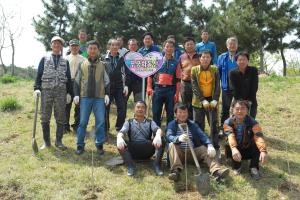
[0,77,299,199]
[0,75,18,84]
[0,96,21,111]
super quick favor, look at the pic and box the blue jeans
[77,97,106,148]
[152,86,175,127]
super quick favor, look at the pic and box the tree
[33,0,75,50]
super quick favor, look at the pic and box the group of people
[33,29,268,182]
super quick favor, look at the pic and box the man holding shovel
[34,36,72,150]
[166,103,228,182]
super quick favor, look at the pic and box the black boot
[40,123,51,149]
[55,124,67,150]
[153,147,164,176]
[119,149,135,176]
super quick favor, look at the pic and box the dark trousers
[107,87,126,131]
[152,86,175,127]
[249,103,257,119]
[65,81,80,129]
[221,90,233,126]
[225,142,260,170]
[193,106,219,150]
[180,81,193,120]
[125,82,143,116]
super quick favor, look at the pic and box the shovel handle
[32,94,40,138]
[178,124,202,174]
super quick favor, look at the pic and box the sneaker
[127,165,135,176]
[233,167,241,175]
[213,168,229,182]
[168,169,180,182]
[96,145,105,156]
[75,146,85,155]
[250,168,261,180]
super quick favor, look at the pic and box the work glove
[178,134,189,143]
[147,88,153,96]
[123,86,128,96]
[66,93,72,104]
[73,96,80,105]
[104,95,110,105]
[117,134,127,150]
[147,76,153,96]
[232,147,242,162]
[202,100,210,109]
[152,129,162,148]
[210,100,218,109]
[207,144,216,158]
[33,90,41,98]
[174,94,179,104]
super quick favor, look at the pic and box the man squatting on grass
[34,36,72,151]
[116,101,164,176]
[224,100,268,180]
[166,103,229,182]
[73,40,110,156]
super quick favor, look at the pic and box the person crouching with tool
[166,103,228,182]
[191,50,221,159]
[116,101,165,176]
[34,36,72,150]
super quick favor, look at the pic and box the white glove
[202,100,210,109]
[73,96,80,105]
[178,134,189,142]
[104,95,110,105]
[207,144,216,158]
[123,86,128,96]
[33,90,41,98]
[210,100,218,109]
[66,93,72,104]
[152,129,162,148]
[232,147,242,162]
[117,134,127,150]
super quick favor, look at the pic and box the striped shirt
[168,124,195,150]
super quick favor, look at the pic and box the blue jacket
[196,41,217,64]
[166,119,211,148]
[138,44,160,56]
[217,51,237,91]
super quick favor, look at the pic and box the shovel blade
[32,138,39,154]
[195,173,210,196]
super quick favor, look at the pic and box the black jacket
[229,66,258,105]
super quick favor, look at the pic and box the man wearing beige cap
[65,39,86,132]
[34,36,72,150]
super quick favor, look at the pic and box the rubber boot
[55,124,67,150]
[40,122,51,149]
[119,149,135,176]
[153,147,164,176]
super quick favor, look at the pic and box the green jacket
[191,64,220,108]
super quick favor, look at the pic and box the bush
[0,96,21,111]
[0,75,18,84]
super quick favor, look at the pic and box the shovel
[178,123,210,196]
[32,93,40,154]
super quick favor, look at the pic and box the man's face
[87,44,99,59]
[184,40,195,53]
[227,40,238,53]
[176,108,189,123]
[164,42,174,57]
[201,32,209,42]
[233,103,248,120]
[117,38,124,47]
[236,55,249,71]
[128,41,138,52]
[134,103,146,117]
[70,45,80,55]
[200,53,211,69]
[51,40,63,54]
[143,35,153,47]
[110,40,119,54]
[78,31,87,42]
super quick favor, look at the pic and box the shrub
[0,75,18,84]
[0,96,21,111]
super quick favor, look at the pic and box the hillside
[0,76,299,200]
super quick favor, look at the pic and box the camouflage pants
[40,87,66,126]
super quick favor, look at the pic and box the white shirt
[66,54,85,79]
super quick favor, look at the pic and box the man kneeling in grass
[116,101,164,176]
[224,100,268,180]
[166,103,229,182]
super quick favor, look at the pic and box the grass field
[0,76,299,200]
